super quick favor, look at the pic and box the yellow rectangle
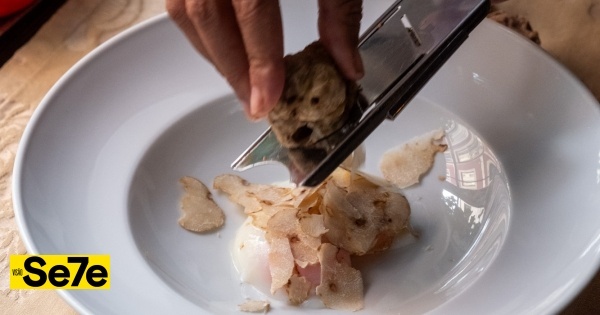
[9,255,110,290]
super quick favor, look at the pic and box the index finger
[231,0,285,118]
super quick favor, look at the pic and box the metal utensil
[233,0,490,186]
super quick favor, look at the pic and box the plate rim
[11,13,172,315]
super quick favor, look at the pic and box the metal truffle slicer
[232,0,490,186]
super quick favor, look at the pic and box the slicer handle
[356,0,491,120]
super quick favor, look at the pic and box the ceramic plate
[13,1,600,314]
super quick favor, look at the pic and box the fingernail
[249,62,284,118]
[250,86,264,117]
[242,98,262,121]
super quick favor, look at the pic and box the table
[0,0,598,313]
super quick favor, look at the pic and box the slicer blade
[231,128,304,184]
[231,102,364,186]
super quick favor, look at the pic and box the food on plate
[322,168,411,255]
[316,243,363,311]
[216,168,412,310]
[231,218,272,293]
[380,129,447,189]
[178,176,225,232]
[238,299,270,313]
[214,174,314,230]
[268,41,359,149]
[180,128,447,310]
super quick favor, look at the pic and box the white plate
[13,1,600,314]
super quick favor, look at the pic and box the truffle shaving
[379,129,447,188]
[267,236,295,294]
[178,176,225,232]
[321,169,411,255]
[286,274,312,305]
[238,299,270,313]
[316,243,364,311]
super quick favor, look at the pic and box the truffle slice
[238,299,270,313]
[316,243,364,311]
[321,169,411,255]
[178,176,225,232]
[379,129,447,189]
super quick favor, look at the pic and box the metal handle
[357,0,490,120]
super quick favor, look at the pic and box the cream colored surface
[497,0,600,100]
[0,0,598,314]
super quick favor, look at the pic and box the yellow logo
[9,255,110,290]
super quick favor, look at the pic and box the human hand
[166,0,364,119]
